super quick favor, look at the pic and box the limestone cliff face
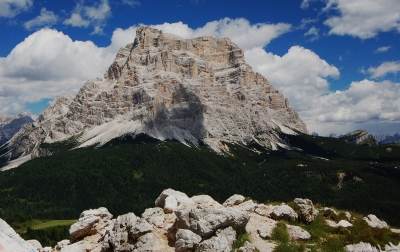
[1,26,308,168]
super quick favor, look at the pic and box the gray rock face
[294,198,319,223]
[223,194,246,207]
[1,25,308,169]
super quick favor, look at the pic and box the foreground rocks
[1,189,399,252]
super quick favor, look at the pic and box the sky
[0,0,399,136]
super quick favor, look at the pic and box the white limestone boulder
[0,218,37,252]
[198,226,236,252]
[175,208,250,238]
[142,207,165,228]
[287,225,311,240]
[223,194,246,207]
[269,205,298,222]
[191,195,222,209]
[27,239,42,250]
[69,207,113,242]
[155,188,195,213]
[345,242,380,252]
[175,229,202,252]
[362,214,388,229]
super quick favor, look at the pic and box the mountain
[339,130,378,146]
[0,26,307,170]
[374,133,400,145]
[0,113,33,146]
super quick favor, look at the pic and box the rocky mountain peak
[339,130,378,146]
[0,113,34,146]
[1,26,307,170]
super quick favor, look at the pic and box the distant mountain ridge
[373,133,400,144]
[0,113,33,146]
[1,26,307,169]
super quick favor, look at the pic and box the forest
[0,133,399,231]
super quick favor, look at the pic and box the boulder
[238,241,257,252]
[269,205,298,222]
[345,211,352,220]
[0,218,37,252]
[55,239,70,250]
[176,208,250,238]
[337,220,353,228]
[362,214,388,229]
[294,198,319,223]
[191,195,222,209]
[323,207,338,216]
[27,239,42,250]
[198,226,236,252]
[109,212,153,251]
[133,232,165,252]
[254,204,273,217]
[345,242,380,252]
[175,229,202,252]
[142,207,165,228]
[69,207,113,242]
[235,200,257,212]
[223,194,246,207]
[287,225,311,240]
[155,188,195,213]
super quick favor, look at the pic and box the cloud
[244,46,339,112]
[151,18,292,50]
[312,80,400,123]
[122,0,140,7]
[64,0,111,34]
[322,0,400,39]
[0,28,115,114]
[0,0,33,18]
[368,61,400,78]
[304,26,319,41]
[300,0,318,9]
[374,46,391,53]
[24,8,58,30]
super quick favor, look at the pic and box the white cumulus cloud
[64,0,111,35]
[322,0,400,39]
[368,61,400,78]
[24,8,58,30]
[0,0,33,18]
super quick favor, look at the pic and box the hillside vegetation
[0,133,399,227]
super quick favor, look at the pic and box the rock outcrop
[294,198,319,223]
[1,26,308,169]
[1,189,399,252]
[340,130,378,146]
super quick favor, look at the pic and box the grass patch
[274,243,305,252]
[271,222,290,243]
[31,219,76,230]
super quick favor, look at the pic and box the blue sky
[0,0,399,135]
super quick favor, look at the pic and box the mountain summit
[1,26,307,169]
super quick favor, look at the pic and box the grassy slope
[0,134,399,227]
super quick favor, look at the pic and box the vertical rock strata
[1,26,307,166]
